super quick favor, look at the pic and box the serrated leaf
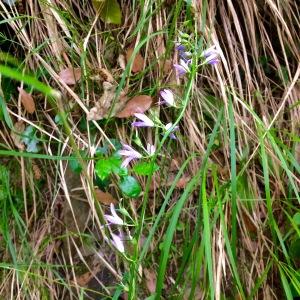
[133,162,159,175]
[93,0,122,25]
[118,176,141,198]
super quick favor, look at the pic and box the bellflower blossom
[111,233,125,253]
[118,144,142,167]
[104,204,124,225]
[159,89,175,107]
[201,45,220,65]
[174,59,190,76]
[165,122,179,139]
[132,113,154,128]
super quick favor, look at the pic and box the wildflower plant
[92,31,221,259]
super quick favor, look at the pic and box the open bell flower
[132,113,154,128]
[118,144,142,167]
[159,89,175,107]
[111,233,125,253]
[173,59,190,76]
[104,204,124,225]
[201,45,220,65]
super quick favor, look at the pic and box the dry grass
[0,0,299,299]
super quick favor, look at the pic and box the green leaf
[133,162,159,176]
[69,159,83,174]
[92,0,122,25]
[118,176,141,198]
[95,156,122,180]
[290,239,300,260]
[293,213,300,226]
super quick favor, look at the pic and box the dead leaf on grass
[18,87,35,114]
[116,95,152,118]
[95,189,117,205]
[58,67,81,85]
[11,121,25,150]
[88,81,128,121]
[144,268,156,294]
[126,48,144,73]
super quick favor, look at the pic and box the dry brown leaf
[118,54,126,70]
[11,121,25,150]
[126,48,144,73]
[176,175,191,189]
[95,189,117,205]
[163,59,172,73]
[144,269,156,294]
[32,163,41,180]
[58,67,81,85]
[116,95,152,118]
[88,81,127,120]
[18,87,36,114]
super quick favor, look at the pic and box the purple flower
[159,89,175,106]
[111,233,125,253]
[173,59,190,76]
[118,144,142,167]
[104,204,124,225]
[176,44,186,52]
[202,45,220,65]
[132,113,154,128]
[165,122,179,139]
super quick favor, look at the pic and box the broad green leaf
[92,0,122,25]
[118,176,141,198]
[133,161,159,176]
[290,239,300,260]
[293,213,300,226]
[95,156,122,180]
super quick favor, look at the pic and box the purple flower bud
[132,113,154,128]
[176,44,186,52]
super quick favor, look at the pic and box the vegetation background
[0,0,299,299]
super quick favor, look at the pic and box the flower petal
[160,89,174,106]
[133,113,154,127]
[121,156,134,168]
[111,233,125,253]
[110,204,124,225]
